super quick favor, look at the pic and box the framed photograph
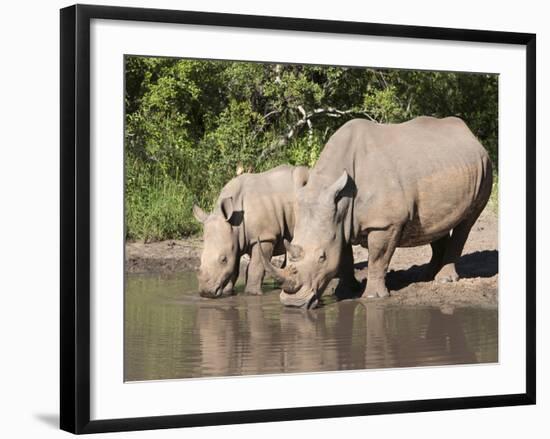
[60,4,536,434]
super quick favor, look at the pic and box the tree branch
[258,106,377,161]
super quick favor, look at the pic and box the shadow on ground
[353,250,498,292]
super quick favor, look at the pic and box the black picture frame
[60,4,536,434]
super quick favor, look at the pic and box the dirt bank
[126,208,498,308]
[126,236,203,273]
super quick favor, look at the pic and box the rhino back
[312,117,492,247]
[219,165,298,250]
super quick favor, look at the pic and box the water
[124,272,498,381]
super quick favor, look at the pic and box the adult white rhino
[261,117,493,308]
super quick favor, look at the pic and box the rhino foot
[363,282,390,299]
[363,290,390,299]
[435,265,460,283]
[245,288,263,296]
[435,274,460,283]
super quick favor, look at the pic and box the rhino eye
[318,251,326,263]
[219,255,228,264]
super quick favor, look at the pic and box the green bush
[125,57,498,241]
[126,163,200,242]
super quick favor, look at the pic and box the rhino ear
[193,205,208,223]
[292,166,310,189]
[326,171,350,202]
[220,197,235,222]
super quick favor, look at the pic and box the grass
[126,170,200,242]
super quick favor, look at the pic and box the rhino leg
[363,226,402,298]
[223,260,240,295]
[435,228,467,283]
[423,234,451,280]
[435,217,478,283]
[435,207,485,283]
[436,163,492,283]
[335,243,363,298]
[245,241,272,295]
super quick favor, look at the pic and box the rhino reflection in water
[123,275,494,381]
[262,117,493,308]
[193,301,478,376]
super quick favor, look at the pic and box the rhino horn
[258,238,301,292]
[257,237,286,282]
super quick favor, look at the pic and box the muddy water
[125,272,498,381]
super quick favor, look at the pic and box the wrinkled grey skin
[262,117,493,308]
[193,165,309,297]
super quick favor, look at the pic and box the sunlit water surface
[125,272,498,381]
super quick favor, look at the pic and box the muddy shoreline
[126,209,498,308]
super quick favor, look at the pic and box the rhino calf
[193,165,309,297]
[262,117,493,308]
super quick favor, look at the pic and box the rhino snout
[197,272,224,298]
[281,277,302,294]
[199,283,224,298]
[199,287,223,298]
[280,288,318,309]
[277,264,303,294]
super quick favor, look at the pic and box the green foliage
[125,57,498,241]
[125,160,200,242]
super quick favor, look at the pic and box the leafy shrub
[125,57,498,241]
